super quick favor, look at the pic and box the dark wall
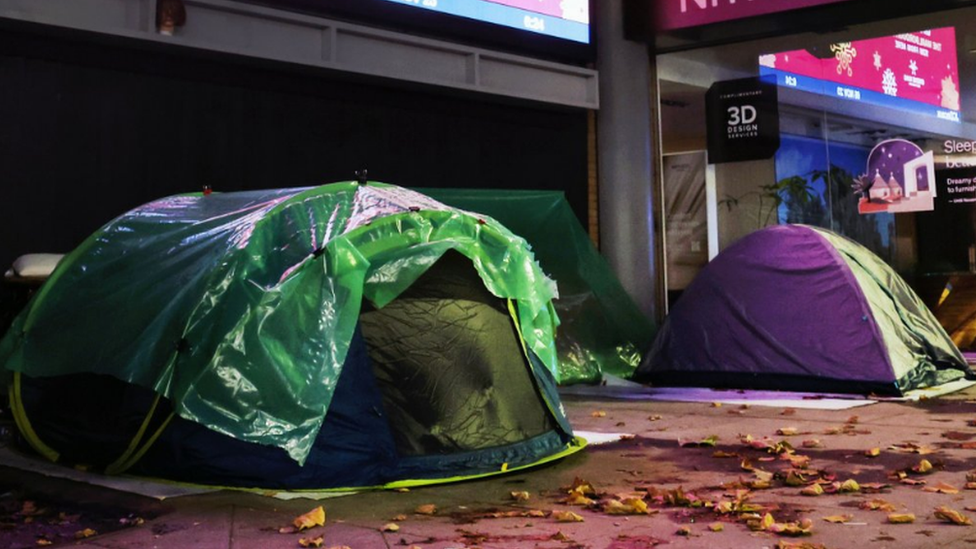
[0,29,589,274]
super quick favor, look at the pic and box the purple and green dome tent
[637,224,973,395]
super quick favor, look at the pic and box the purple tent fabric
[637,224,969,395]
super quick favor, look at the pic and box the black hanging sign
[705,77,780,164]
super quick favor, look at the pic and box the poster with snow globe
[854,139,936,214]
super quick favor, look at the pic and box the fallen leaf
[710,402,722,408]
[846,415,859,424]
[912,459,934,474]
[74,528,97,539]
[822,514,852,523]
[934,506,972,525]
[564,489,596,506]
[293,506,325,531]
[390,514,407,521]
[859,482,892,493]
[298,537,324,548]
[777,427,799,436]
[568,477,596,495]
[713,450,738,458]
[592,411,607,417]
[604,498,650,515]
[800,483,824,496]
[784,470,807,487]
[839,479,860,492]
[381,523,400,532]
[648,415,663,421]
[35,540,52,547]
[768,518,814,536]
[802,439,823,448]
[510,491,530,502]
[781,408,796,416]
[552,510,584,522]
[414,504,437,515]
[900,478,926,486]
[861,499,896,512]
[923,482,959,494]
[967,482,976,490]
[864,447,881,457]
[775,542,827,549]
[680,435,719,447]
[708,522,724,532]
[676,525,692,536]
[887,513,916,524]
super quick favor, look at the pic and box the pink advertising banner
[760,27,959,110]
[488,0,564,18]
[654,0,851,31]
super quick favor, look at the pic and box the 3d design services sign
[705,77,780,164]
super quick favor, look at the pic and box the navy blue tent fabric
[135,328,401,489]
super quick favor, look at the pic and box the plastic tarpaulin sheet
[420,188,655,384]
[0,182,560,464]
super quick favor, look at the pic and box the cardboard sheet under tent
[2,182,595,491]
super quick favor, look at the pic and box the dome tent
[636,224,973,395]
[1,182,582,490]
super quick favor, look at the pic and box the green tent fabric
[421,188,655,384]
[0,182,562,464]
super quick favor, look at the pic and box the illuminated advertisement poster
[759,27,961,123]
[853,139,936,214]
[379,0,590,43]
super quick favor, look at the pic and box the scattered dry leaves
[414,504,437,515]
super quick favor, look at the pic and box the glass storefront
[657,6,976,350]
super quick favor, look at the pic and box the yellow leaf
[913,459,934,474]
[777,427,799,436]
[74,528,98,539]
[860,499,896,512]
[839,479,860,492]
[768,518,814,537]
[414,504,437,515]
[708,522,724,532]
[293,506,325,531]
[381,523,400,532]
[922,482,959,494]
[604,498,650,515]
[800,483,824,496]
[711,402,722,408]
[864,447,880,457]
[592,410,607,417]
[510,491,530,502]
[36,540,52,547]
[552,510,584,522]
[934,506,972,525]
[298,537,324,548]
[822,514,852,523]
[887,513,916,524]
[761,513,776,530]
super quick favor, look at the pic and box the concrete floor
[4,386,976,548]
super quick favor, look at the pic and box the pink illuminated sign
[760,28,960,111]
[654,0,851,31]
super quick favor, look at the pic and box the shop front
[628,0,976,351]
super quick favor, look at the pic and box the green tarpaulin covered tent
[1,183,582,488]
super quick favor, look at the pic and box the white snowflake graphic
[882,68,898,96]
[909,59,918,76]
[873,51,881,70]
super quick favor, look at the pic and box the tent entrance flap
[360,251,555,456]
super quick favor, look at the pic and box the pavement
[4,386,976,549]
